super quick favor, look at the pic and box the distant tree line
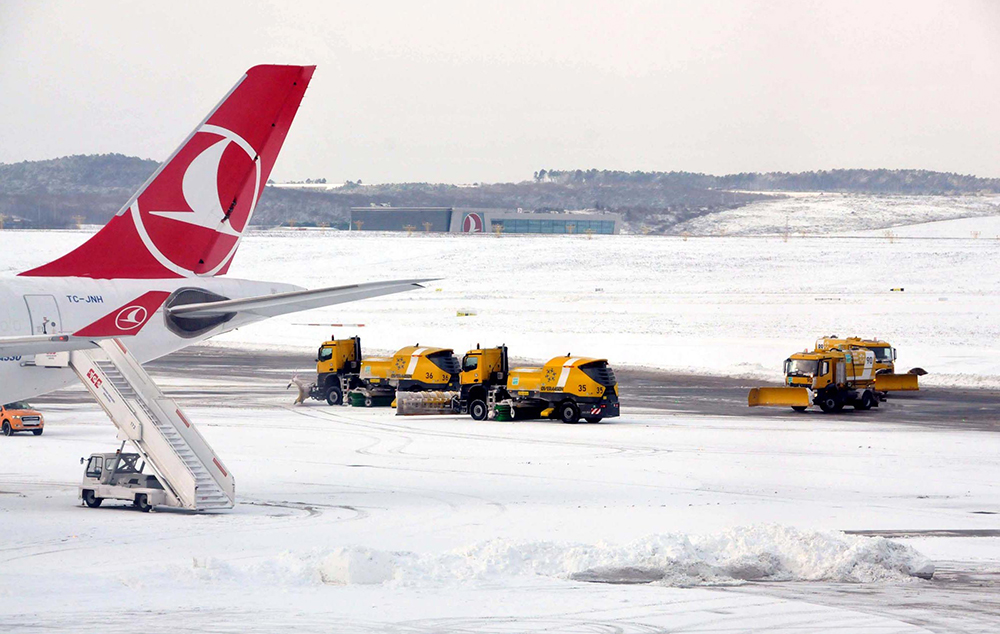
[3,154,997,230]
[535,168,1000,195]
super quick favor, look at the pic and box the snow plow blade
[748,387,811,408]
[395,391,459,416]
[874,373,919,392]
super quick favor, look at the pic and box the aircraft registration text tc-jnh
[0,65,427,403]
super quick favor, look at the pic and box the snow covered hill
[672,193,1000,236]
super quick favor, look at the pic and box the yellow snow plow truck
[457,347,620,423]
[748,347,880,413]
[309,336,365,405]
[306,338,460,406]
[815,336,924,392]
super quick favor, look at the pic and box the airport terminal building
[349,207,621,235]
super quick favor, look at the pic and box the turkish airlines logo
[131,124,262,276]
[73,291,169,338]
[114,306,148,331]
[462,213,484,233]
[149,138,244,237]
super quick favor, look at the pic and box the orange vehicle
[1,402,44,436]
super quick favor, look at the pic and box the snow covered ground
[854,214,1000,239]
[3,394,997,632]
[2,194,998,631]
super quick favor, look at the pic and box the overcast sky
[1,0,999,183]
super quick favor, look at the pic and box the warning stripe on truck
[405,348,427,376]
[556,358,579,389]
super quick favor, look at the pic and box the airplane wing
[167,278,434,319]
[0,334,108,356]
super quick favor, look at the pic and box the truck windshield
[4,402,30,409]
[462,356,479,371]
[870,347,892,362]
[86,456,103,478]
[786,359,819,376]
[318,347,333,362]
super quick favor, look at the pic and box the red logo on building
[462,213,484,233]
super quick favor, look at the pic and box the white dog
[286,375,313,405]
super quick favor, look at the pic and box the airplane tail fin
[20,64,315,279]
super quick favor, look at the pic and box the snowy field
[3,391,998,633]
[6,197,999,388]
[855,214,1000,239]
[2,194,999,632]
[226,226,1000,390]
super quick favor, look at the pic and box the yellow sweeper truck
[304,338,460,406]
[396,346,621,423]
[749,346,880,413]
[459,347,620,423]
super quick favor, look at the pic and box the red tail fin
[21,65,315,279]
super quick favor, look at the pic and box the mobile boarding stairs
[40,339,234,511]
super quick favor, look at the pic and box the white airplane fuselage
[0,275,299,403]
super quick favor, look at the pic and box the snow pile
[319,547,397,585]
[168,526,932,588]
[185,553,320,586]
[313,525,933,586]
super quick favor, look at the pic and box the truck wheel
[856,392,874,411]
[32,428,43,436]
[82,490,103,508]
[583,416,603,424]
[817,395,839,413]
[469,399,488,421]
[559,401,581,424]
[326,386,343,406]
[134,494,152,512]
[364,396,373,407]
[791,406,807,412]
[2,421,11,436]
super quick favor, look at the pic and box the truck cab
[317,337,362,377]
[776,347,878,412]
[79,451,168,512]
[786,348,876,388]
[1,402,44,436]
[459,345,509,420]
[785,351,838,390]
[313,336,363,404]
